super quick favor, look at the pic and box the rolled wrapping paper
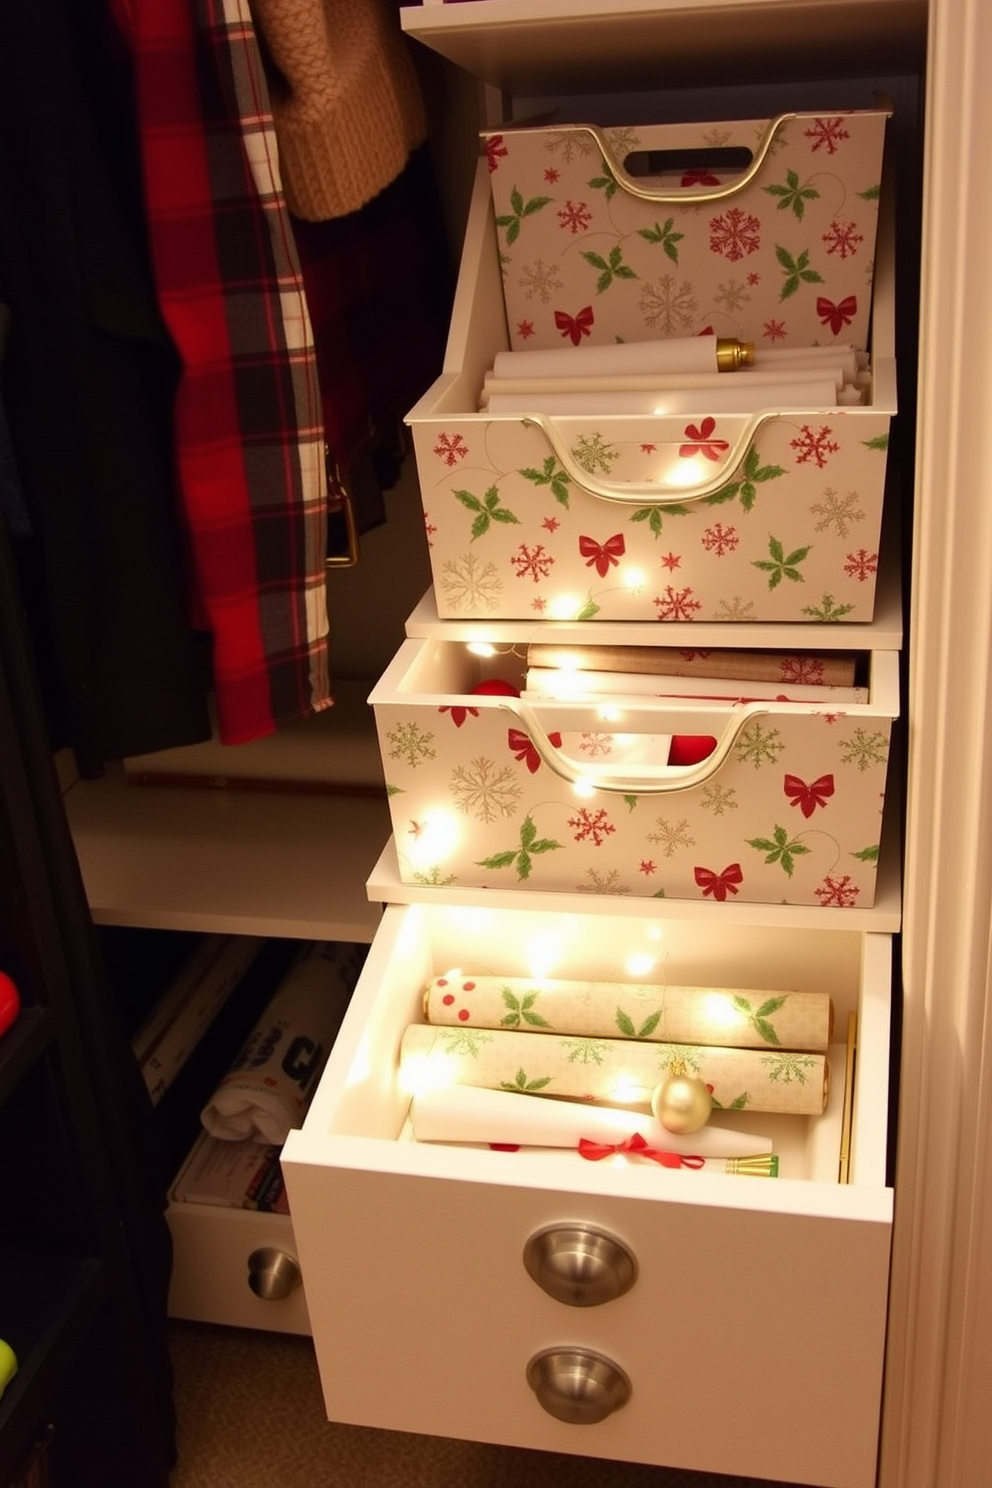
[409,1083,774,1159]
[491,335,752,381]
[524,644,858,687]
[400,1023,829,1116]
[523,667,867,704]
[480,363,847,400]
[752,343,861,384]
[424,974,833,1052]
[482,376,848,417]
[201,940,362,1143]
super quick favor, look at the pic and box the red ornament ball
[470,678,520,697]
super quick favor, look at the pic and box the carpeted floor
[167,1321,809,1488]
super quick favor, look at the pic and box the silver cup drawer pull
[247,1247,302,1301]
[526,1347,632,1425]
[523,1222,638,1306]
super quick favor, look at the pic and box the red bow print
[508,726,562,774]
[578,1133,704,1167]
[694,862,744,900]
[681,169,721,187]
[679,416,729,460]
[784,773,835,817]
[438,705,480,729]
[554,305,594,345]
[816,295,857,335]
[578,532,625,577]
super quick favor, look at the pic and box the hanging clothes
[124,0,333,745]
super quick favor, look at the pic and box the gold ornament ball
[651,1074,713,1135]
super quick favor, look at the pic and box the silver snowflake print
[439,552,503,614]
[714,595,757,621]
[386,721,436,768]
[715,277,752,312]
[518,257,565,304]
[412,866,457,887]
[449,755,523,822]
[839,726,888,771]
[578,732,615,758]
[545,131,597,165]
[647,817,695,857]
[735,720,785,768]
[638,274,699,334]
[571,432,617,476]
[703,128,733,149]
[701,783,738,815]
[810,487,865,537]
[658,1044,704,1075]
[761,1052,817,1084]
[576,868,630,895]
[605,126,642,158]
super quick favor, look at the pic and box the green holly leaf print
[638,217,684,264]
[615,1007,662,1039]
[630,503,691,534]
[733,993,787,1045]
[753,535,811,588]
[590,162,618,200]
[711,1092,750,1110]
[623,795,638,811]
[520,455,571,508]
[863,432,889,450]
[853,844,880,862]
[496,187,553,246]
[746,824,811,877]
[478,815,563,881]
[501,1068,552,1092]
[454,485,520,540]
[801,592,855,621]
[500,989,552,1029]
[775,245,825,300]
[703,445,785,512]
[764,168,820,220]
[858,183,881,200]
[581,245,638,293]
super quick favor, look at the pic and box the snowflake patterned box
[481,110,888,352]
[369,637,899,909]
[405,146,896,624]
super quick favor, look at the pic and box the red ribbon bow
[578,1133,704,1168]
[439,705,479,729]
[508,726,562,773]
[784,772,835,818]
[679,416,730,461]
[816,295,857,335]
[578,532,625,577]
[694,862,744,900]
[554,305,595,345]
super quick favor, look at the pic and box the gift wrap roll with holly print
[424,974,833,1052]
[399,1023,829,1116]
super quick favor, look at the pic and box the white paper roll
[410,1084,773,1157]
[492,336,733,381]
[481,364,846,399]
[200,940,364,1143]
[484,376,841,417]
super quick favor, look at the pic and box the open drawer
[282,900,893,1488]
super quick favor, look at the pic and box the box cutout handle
[581,114,794,204]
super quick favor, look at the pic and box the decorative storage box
[369,637,898,908]
[405,143,896,623]
[282,901,893,1488]
[482,111,889,351]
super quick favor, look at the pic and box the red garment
[125,0,331,744]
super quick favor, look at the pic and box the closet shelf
[63,767,391,942]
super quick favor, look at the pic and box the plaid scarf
[127,0,331,744]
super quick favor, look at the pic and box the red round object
[668,735,717,766]
[470,678,520,697]
[0,972,21,1040]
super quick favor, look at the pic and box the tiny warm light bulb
[598,705,622,723]
[622,567,646,591]
[407,809,460,867]
[625,952,657,979]
[398,1050,457,1097]
[466,641,497,658]
[665,456,712,488]
[702,991,748,1032]
[610,1076,648,1107]
[572,779,596,799]
[548,593,582,620]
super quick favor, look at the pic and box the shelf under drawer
[282,900,893,1488]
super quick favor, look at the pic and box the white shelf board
[401,0,927,95]
[366,814,903,933]
[64,765,391,942]
[404,541,903,648]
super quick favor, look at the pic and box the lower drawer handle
[526,1347,632,1425]
[247,1247,302,1301]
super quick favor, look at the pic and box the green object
[0,1336,17,1398]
